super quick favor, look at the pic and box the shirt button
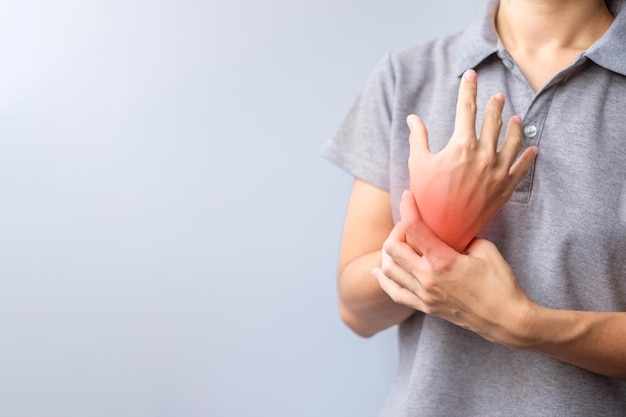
[524,124,538,138]
[502,58,514,69]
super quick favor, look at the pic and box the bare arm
[337,179,414,337]
[337,70,536,337]
[524,305,626,378]
[376,190,626,378]
[369,70,626,377]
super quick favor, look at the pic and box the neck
[496,0,614,54]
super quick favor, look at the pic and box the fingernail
[511,115,522,124]
[465,70,477,82]
[402,189,411,200]
[494,92,505,102]
[406,114,416,128]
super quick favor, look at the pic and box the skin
[496,0,614,91]
[408,70,537,253]
[373,188,626,378]
[336,0,626,377]
[337,71,537,338]
[337,179,414,337]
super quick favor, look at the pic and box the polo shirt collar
[456,0,626,78]
[585,0,626,77]
[455,0,500,77]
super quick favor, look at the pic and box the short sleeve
[321,53,395,191]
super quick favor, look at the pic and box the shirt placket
[496,49,587,203]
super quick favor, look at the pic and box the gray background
[0,1,479,416]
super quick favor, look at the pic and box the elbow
[339,303,378,338]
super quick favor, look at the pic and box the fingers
[453,70,478,139]
[498,115,524,167]
[478,93,505,151]
[387,218,407,246]
[399,189,419,226]
[407,114,430,157]
[381,239,424,285]
[498,114,538,184]
[399,190,423,256]
[377,259,422,299]
[508,146,538,185]
[397,190,458,261]
[372,267,426,311]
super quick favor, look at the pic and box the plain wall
[0,1,480,416]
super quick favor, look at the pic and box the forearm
[338,250,415,337]
[522,306,626,378]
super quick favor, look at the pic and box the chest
[389,60,626,220]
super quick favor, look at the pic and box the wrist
[511,303,588,352]
[499,299,544,350]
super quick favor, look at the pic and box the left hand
[373,190,535,348]
[408,70,537,253]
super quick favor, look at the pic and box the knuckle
[499,162,512,177]
[382,239,394,257]
[381,264,392,276]
[452,137,477,153]
[418,292,437,313]
[429,254,453,274]
[478,149,497,165]
[421,277,438,294]
[463,140,478,152]
[407,264,422,280]
[484,108,503,128]
[463,99,477,114]
[492,113,503,130]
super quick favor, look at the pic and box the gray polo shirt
[323,0,626,415]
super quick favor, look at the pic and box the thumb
[407,114,430,160]
[400,189,457,259]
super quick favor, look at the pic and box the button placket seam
[514,85,559,203]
